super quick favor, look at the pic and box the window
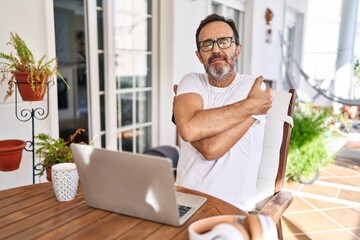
[112,1,155,153]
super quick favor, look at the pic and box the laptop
[70,143,207,226]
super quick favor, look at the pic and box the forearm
[174,96,256,142]
[190,117,256,160]
[174,77,272,143]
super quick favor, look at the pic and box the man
[173,14,273,210]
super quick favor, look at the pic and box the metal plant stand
[14,82,50,184]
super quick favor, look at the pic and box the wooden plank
[0,183,52,208]
[66,213,143,240]
[115,220,162,240]
[0,190,55,218]
[0,194,63,227]
[37,208,111,239]
[9,203,93,240]
[0,195,85,240]
[145,205,221,240]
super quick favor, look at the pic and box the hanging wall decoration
[265,8,274,44]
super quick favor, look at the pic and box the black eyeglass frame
[197,36,235,52]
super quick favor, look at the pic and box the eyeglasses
[198,37,235,52]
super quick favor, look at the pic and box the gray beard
[206,63,233,82]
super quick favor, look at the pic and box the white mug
[51,163,79,201]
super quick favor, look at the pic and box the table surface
[0,182,246,240]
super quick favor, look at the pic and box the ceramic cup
[51,163,79,201]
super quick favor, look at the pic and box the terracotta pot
[0,139,26,171]
[45,165,53,182]
[12,71,48,101]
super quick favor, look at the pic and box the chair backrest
[255,89,296,202]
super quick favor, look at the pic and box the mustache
[207,53,228,64]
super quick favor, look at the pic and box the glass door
[89,0,158,152]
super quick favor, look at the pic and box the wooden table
[0,183,246,239]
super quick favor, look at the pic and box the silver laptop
[70,143,207,226]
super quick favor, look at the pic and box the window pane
[119,129,133,152]
[100,94,105,131]
[115,52,151,88]
[114,4,150,51]
[101,133,106,148]
[115,52,133,89]
[117,92,133,127]
[212,3,221,14]
[134,0,150,14]
[97,10,104,50]
[227,9,240,28]
[131,15,150,51]
[114,12,133,50]
[116,1,132,11]
[136,91,151,123]
[136,126,151,153]
[116,76,133,89]
[99,52,104,91]
[135,54,151,87]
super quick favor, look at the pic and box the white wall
[246,0,285,86]
[0,0,58,189]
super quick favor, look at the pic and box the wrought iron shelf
[14,83,50,184]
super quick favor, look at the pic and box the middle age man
[173,14,273,210]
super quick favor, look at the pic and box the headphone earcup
[257,215,278,240]
[244,214,277,240]
[244,214,263,240]
[200,223,247,240]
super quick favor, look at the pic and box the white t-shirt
[175,72,266,210]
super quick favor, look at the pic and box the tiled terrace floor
[282,140,360,240]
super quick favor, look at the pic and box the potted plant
[0,32,69,102]
[286,103,348,184]
[35,128,85,181]
[0,139,26,171]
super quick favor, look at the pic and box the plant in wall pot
[0,32,69,102]
[286,103,348,184]
[35,129,86,181]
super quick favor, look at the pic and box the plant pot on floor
[13,71,48,101]
[296,169,320,184]
[0,139,26,171]
[45,165,53,182]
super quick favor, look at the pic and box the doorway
[54,0,89,143]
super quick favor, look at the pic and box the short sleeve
[176,73,204,96]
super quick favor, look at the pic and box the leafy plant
[35,128,86,176]
[0,32,69,101]
[354,59,360,84]
[286,103,334,181]
[354,58,360,81]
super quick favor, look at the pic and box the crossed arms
[173,76,272,160]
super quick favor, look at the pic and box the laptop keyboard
[178,204,192,217]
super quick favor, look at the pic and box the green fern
[0,32,69,101]
[35,129,86,176]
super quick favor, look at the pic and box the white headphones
[188,214,277,240]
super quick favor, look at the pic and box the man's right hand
[247,76,273,115]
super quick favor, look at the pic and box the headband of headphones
[188,214,277,240]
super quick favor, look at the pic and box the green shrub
[286,104,333,180]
